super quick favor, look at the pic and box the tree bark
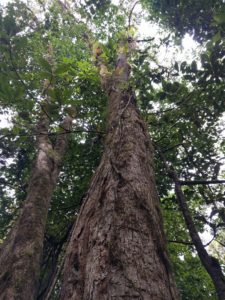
[60,50,179,299]
[0,114,72,300]
[37,222,74,300]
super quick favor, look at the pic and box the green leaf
[55,64,69,75]
[38,57,52,73]
[212,31,221,44]
[213,12,225,24]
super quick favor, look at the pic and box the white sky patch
[0,113,12,128]
[0,0,13,7]
[124,1,202,66]
[199,225,214,246]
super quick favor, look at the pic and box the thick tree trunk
[60,52,179,299]
[0,114,72,300]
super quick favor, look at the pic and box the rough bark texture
[60,52,179,299]
[0,115,72,300]
[37,222,74,300]
[171,170,225,300]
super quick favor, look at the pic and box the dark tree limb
[0,129,106,141]
[136,38,155,43]
[168,240,193,246]
[157,148,225,300]
[128,1,139,29]
[179,180,225,185]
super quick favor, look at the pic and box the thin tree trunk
[170,169,225,300]
[60,49,179,299]
[0,114,72,300]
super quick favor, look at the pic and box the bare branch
[215,239,225,247]
[0,129,106,141]
[136,38,154,43]
[128,1,139,30]
[179,180,225,186]
[168,240,193,246]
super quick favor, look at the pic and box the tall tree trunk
[0,114,72,300]
[60,50,179,299]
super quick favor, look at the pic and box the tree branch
[128,1,139,29]
[168,240,193,246]
[136,38,154,43]
[215,239,225,247]
[179,180,225,186]
[0,129,106,141]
